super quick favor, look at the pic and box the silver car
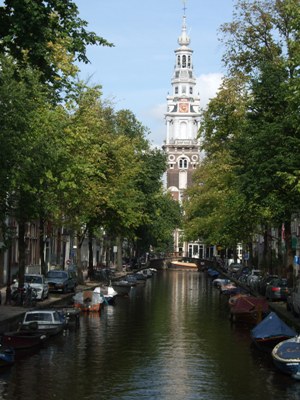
[11,274,49,300]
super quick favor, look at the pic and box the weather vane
[182,0,187,15]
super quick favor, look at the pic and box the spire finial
[182,0,187,16]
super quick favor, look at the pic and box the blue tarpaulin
[251,311,296,339]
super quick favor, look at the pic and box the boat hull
[1,331,47,350]
[170,261,199,270]
[272,336,300,379]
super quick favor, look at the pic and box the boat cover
[274,337,300,360]
[230,296,269,314]
[251,311,296,340]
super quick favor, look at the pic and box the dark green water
[0,270,299,400]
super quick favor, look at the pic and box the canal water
[0,270,299,400]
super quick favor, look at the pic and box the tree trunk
[18,219,26,288]
[284,220,294,278]
[39,218,46,276]
[88,228,94,279]
[116,235,123,272]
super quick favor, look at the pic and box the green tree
[220,0,300,269]
[0,0,113,92]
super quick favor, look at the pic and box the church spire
[178,1,190,48]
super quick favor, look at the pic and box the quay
[0,281,99,333]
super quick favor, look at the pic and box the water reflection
[0,270,297,400]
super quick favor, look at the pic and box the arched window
[182,55,186,68]
[179,157,188,169]
[188,56,191,68]
[177,55,180,67]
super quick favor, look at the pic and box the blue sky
[0,0,236,146]
[74,0,236,146]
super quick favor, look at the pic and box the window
[188,56,191,68]
[189,87,193,94]
[182,55,186,68]
[177,55,180,67]
[175,87,178,94]
[179,158,188,169]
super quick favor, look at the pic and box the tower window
[182,55,186,68]
[175,86,178,94]
[188,56,191,68]
[179,157,188,169]
[182,86,186,94]
[189,87,193,94]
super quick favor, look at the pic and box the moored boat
[272,335,300,379]
[1,330,47,350]
[21,310,67,336]
[112,280,133,296]
[229,295,269,324]
[0,346,15,367]
[73,290,104,312]
[170,260,198,270]
[94,286,118,305]
[251,311,296,353]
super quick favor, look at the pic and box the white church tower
[163,7,206,258]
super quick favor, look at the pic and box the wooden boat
[1,329,47,350]
[251,312,296,353]
[73,290,104,312]
[229,295,269,324]
[21,310,67,336]
[272,335,300,379]
[170,260,198,270]
[0,346,15,367]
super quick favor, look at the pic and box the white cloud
[196,73,223,108]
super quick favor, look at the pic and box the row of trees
[0,1,181,286]
[184,0,300,273]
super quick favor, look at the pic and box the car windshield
[25,275,42,284]
[47,271,67,279]
[25,312,53,322]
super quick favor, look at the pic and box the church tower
[162,9,202,257]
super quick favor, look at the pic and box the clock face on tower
[179,102,189,113]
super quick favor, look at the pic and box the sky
[2,0,236,147]
[73,0,237,147]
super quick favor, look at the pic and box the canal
[0,270,299,400]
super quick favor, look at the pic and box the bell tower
[163,10,201,203]
[162,7,202,257]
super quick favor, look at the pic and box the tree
[220,0,300,269]
[0,0,113,93]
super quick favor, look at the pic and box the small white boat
[21,310,67,336]
[94,286,118,305]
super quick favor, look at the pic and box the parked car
[46,270,77,293]
[246,269,263,291]
[11,274,49,300]
[228,263,242,275]
[258,274,278,295]
[265,278,290,301]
